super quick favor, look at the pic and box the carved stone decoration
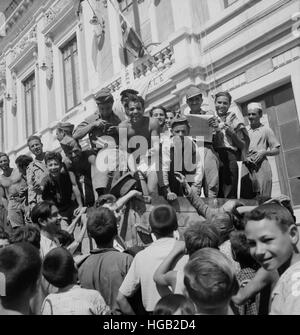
[10,25,37,63]
[45,36,54,86]
[44,0,73,26]
[11,72,17,116]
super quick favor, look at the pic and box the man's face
[43,205,61,235]
[247,108,261,127]
[97,102,113,119]
[69,145,82,162]
[152,108,166,127]
[245,218,297,271]
[127,101,144,124]
[187,95,203,113]
[215,96,230,117]
[56,129,65,142]
[0,155,9,171]
[172,124,189,138]
[28,139,43,157]
[166,112,175,129]
[46,159,61,178]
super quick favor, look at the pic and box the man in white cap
[241,102,280,198]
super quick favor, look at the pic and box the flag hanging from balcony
[0,12,6,37]
[120,19,145,58]
[109,0,145,59]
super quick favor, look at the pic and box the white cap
[247,102,263,111]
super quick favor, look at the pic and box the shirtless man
[0,153,28,229]
[118,95,160,196]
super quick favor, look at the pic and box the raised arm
[153,240,186,292]
[68,170,83,211]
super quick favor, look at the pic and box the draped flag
[109,0,145,59]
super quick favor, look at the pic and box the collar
[90,247,118,254]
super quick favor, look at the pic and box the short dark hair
[9,225,41,250]
[0,152,9,161]
[31,201,56,226]
[42,247,76,288]
[244,203,295,233]
[95,194,117,208]
[44,151,63,165]
[54,230,74,248]
[0,242,41,299]
[27,135,42,146]
[154,294,196,315]
[150,106,167,117]
[230,230,258,269]
[125,95,145,110]
[15,155,33,171]
[215,91,232,105]
[184,222,220,256]
[87,208,118,246]
[184,248,239,309]
[149,205,178,237]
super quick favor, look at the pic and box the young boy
[0,242,41,315]
[41,247,110,315]
[184,247,239,315]
[41,151,83,223]
[245,203,300,315]
[78,207,133,314]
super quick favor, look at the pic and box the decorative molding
[44,0,73,26]
[10,25,37,65]
[272,46,300,69]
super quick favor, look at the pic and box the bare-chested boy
[118,95,160,196]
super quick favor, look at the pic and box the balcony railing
[133,45,174,79]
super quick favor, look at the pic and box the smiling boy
[245,203,300,315]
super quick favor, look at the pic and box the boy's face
[245,218,298,271]
[152,108,166,127]
[166,112,175,129]
[41,205,61,236]
[187,95,203,113]
[127,101,144,124]
[172,124,189,138]
[28,139,43,157]
[46,159,61,178]
[0,155,9,171]
[97,102,113,119]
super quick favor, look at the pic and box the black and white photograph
[0,0,300,320]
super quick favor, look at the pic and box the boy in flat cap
[73,88,121,151]
[160,117,204,200]
[56,122,74,142]
[241,102,280,198]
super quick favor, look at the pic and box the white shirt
[119,237,183,312]
[41,285,110,315]
[40,234,59,259]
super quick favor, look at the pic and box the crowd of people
[0,84,298,315]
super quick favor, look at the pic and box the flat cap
[186,86,203,100]
[171,116,191,129]
[95,88,114,104]
[56,122,74,135]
